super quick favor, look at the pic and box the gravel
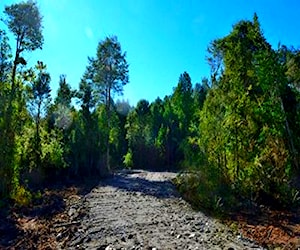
[65,170,264,250]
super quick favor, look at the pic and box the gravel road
[65,170,263,250]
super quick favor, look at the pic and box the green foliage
[185,14,299,209]
[125,99,159,168]
[17,125,67,171]
[0,0,43,198]
[174,170,236,215]
[55,75,75,108]
[24,61,52,170]
[0,29,12,82]
[123,149,133,169]
[41,129,67,169]
[11,184,32,206]
[124,73,207,170]
[81,35,129,171]
[3,0,43,51]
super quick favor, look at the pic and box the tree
[192,14,294,206]
[55,75,74,108]
[155,72,195,168]
[3,0,43,91]
[193,78,209,110]
[0,0,43,196]
[52,75,75,131]
[72,77,98,176]
[125,99,162,169]
[28,61,51,169]
[0,29,11,124]
[84,36,129,171]
[114,99,131,165]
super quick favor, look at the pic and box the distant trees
[55,75,75,108]
[124,72,204,170]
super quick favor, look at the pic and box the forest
[0,0,300,216]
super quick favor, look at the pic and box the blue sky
[1,0,300,106]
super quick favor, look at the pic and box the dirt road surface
[64,170,262,250]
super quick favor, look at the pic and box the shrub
[11,185,32,206]
[123,149,133,169]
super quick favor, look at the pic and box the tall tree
[1,0,43,195]
[3,0,43,92]
[194,14,293,204]
[28,61,51,169]
[84,36,129,171]
[53,75,75,130]
[74,78,98,175]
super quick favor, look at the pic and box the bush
[174,168,238,216]
[123,149,133,169]
[11,185,32,206]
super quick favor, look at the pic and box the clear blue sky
[1,0,300,106]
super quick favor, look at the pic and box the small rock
[105,245,115,250]
[176,234,181,239]
[189,233,196,238]
[56,232,62,240]
[68,207,77,217]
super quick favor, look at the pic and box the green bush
[174,168,238,216]
[123,149,133,169]
[11,185,32,206]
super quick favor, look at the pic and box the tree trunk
[35,99,42,169]
[106,85,111,173]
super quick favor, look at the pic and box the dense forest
[0,1,300,213]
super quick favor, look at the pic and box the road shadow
[100,171,180,199]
